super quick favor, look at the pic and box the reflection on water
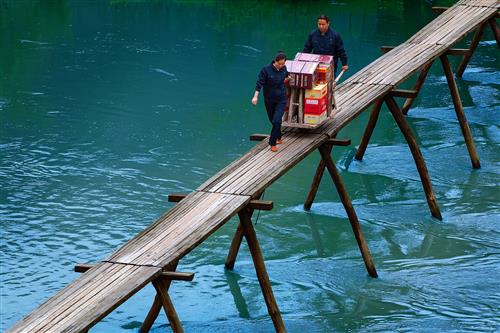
[1,0,499,332]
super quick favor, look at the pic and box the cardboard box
[305,83,328,99]
[294,52,320,62]
[318,54,334,65]
[295,53,333,65]
[300,62,319,89]
[304,111,327,125]
[285,60,305,88]
[304,96,327,115]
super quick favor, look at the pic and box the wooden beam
[168,194,273,211]
[445,48,470,56]
[247,200,273,211]
[381,45,469,56]
[325,138,351,146]
[75,264,194,281]
[161,271,194,282]
[167,193,188,203]
[384,96,442,220]
[380,46,395,54]
[440,55,481,169]
[389,89,418,98]
[318,144,378,278]
[431,6,448,15]
[250,134,350,146]
[250,133,268,141]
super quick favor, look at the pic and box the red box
[304,95,327,115]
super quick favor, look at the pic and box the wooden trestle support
[168,193,286,332]
[352,7,498,220]
[75,194,286,333]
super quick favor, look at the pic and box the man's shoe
[270,145,278,152]
[276,139,283,144]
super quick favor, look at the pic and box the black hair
[274,50,286,62]
[317,14,329,23]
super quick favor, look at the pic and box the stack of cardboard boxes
[284,53,334,126]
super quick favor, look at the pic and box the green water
[1,0,499,332]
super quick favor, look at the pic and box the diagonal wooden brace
[238,208,286,332]
[303,138,351,210]
[318,144,378,278]
[384,96,442,220]
[225,193,270,270]
[457,22,486,78]
[74,262,191,333]
[489,18,500,48]
[440,55,481,169]
[355,99,383,161]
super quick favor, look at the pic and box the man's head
[317,14,330,34]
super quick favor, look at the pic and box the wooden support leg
[140,261,178,333]
[440,55,481,169]
[225,193,266,269]
[152,277,184,333]
[384,96,442,220]
[355,99,383,161]
[225,222,245,270]
[239,209,286,333]
[318,145,378,278]
[304,157,327,211]
[402,62,432,115]
[489,18,500,48]
[457,23,486,78]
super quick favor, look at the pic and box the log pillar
[457,23,486,78]
[355,99,383,161]
[384,96,442,220]
[239,209,286,333]
[440,55,481,169]
[318,144,378,278]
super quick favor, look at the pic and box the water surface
[1,0,499,332]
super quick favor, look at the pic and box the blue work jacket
[255,63,289,102]
[303,27,348,73]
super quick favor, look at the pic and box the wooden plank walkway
[7,1,499,332]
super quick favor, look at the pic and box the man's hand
[342,65,349,71]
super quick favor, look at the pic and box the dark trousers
[264,98,286,146]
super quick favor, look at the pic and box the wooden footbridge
[8,1,499,332]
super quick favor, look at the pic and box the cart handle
[334,69,346,83]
